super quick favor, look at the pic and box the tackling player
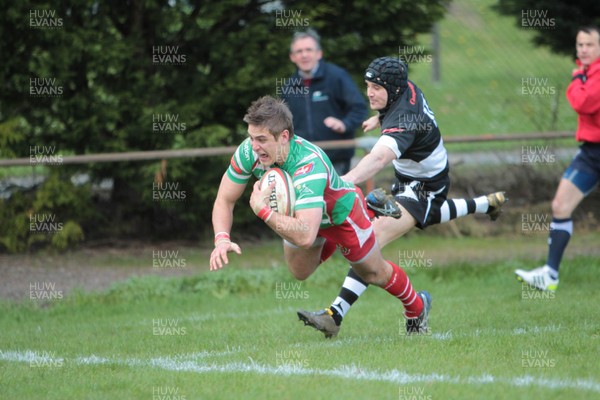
[297,57,507,338]
[210,95,432,336]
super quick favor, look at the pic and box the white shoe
[515,265,559,291]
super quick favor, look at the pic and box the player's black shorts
[390,174,450,229]
[563,142,600,196]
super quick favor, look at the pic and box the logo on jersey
[294,162,314,177]
[296,184,314,196]
[338,245,350,256]
[242,141,251,161]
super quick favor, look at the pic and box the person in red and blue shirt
[516,26,600,291]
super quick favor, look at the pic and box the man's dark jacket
[282,60,368,163]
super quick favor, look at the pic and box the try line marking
[1,349,599,393]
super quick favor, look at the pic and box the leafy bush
[0,170,92,253]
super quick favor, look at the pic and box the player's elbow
[295,234,318,250]
[287,213,321,249]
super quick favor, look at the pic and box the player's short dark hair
[243,96,294,139]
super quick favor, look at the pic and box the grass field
[1,1,596,398]
[1,233,599,400]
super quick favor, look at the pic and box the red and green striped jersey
[227,136,356,228]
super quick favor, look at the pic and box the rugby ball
[259,168,296,216]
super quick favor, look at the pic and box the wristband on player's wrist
[214,232,231,246]
[257,206,273,222]
[572,73,586,82]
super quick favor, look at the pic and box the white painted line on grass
[2,349,599,393]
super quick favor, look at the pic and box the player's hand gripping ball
[258,168,296,216]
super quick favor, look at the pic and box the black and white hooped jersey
[375,80,449,181]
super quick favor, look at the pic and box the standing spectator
[515,26,600,291]
[281,29,368,175]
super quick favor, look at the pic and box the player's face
[248,125,290,166]
[365,81,388,110]
[576,30,600,67]
[289,37,322,74]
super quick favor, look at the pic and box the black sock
[546,217,572,275]
[328,307,343,326]
[329,268,369,326]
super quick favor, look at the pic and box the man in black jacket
[281,29,368,175]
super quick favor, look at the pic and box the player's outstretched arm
[210,174,245,271]
[342,144,396,185]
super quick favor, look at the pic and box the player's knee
[551,197,572,218]
[288,267,312,281]
[352,267,386,286]
[286,260,316,281]
[360,272,380,285]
